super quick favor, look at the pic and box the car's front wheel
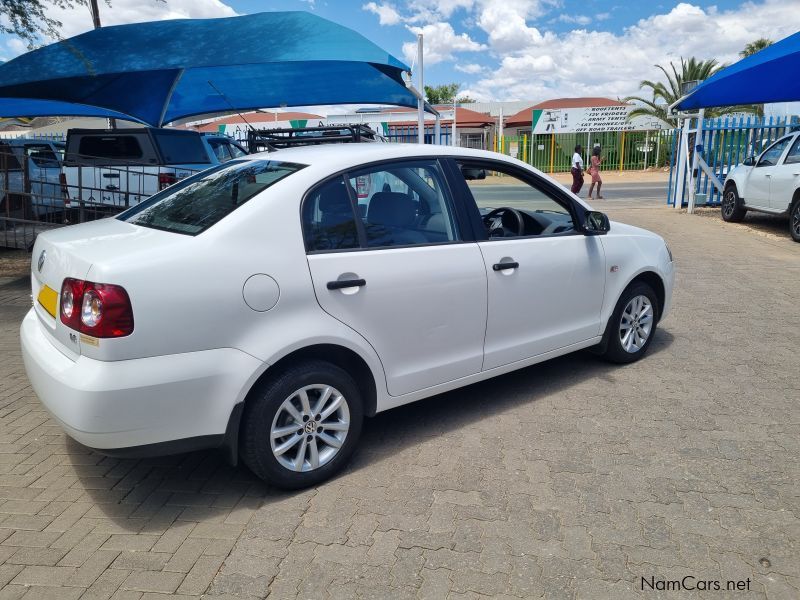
[721,184,746,222]
[790,196,800,243]
[241,360,363,489]
[601,282,659,364]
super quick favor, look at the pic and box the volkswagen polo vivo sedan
[21,144,674,489]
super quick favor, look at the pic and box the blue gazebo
[0,11,422,126]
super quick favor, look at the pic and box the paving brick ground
[0,205,797,599]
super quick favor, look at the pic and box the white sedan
[723,131,800,242]
[21,144,674,489]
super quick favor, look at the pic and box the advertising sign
[532,106,666,134]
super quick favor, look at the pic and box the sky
[1,0,799,109]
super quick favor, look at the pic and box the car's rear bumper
[20,308,261,452]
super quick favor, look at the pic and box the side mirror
[462,167,486,180]
[742,156,755,166]
[583,210,610,235]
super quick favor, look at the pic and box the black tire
[600,281,660,364]
[790,196,800,243]
[721,184,747,222]
[241,360,364,489]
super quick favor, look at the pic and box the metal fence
[386,125,451,145]
[494,130,674,173]
[667,115,797,207]
[1,150,201,250]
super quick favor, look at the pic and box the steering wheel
[482,207,525,237]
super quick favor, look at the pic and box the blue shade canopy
[0,11,416,126]
[0,97,145,122]
[675,31,800,110]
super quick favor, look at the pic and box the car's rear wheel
[721,184,746,222]
[241,360,363,489]
[790,196,800,243]
[601,282,659,364]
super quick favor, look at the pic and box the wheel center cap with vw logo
[304,420,317,434]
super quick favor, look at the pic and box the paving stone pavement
[0,206,798,599]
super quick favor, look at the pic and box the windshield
[119,159,306,235]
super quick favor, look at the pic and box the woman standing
[587,146,603,200]
[570,144,584,194]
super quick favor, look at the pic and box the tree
[424,83,475,105]
[740,38,773,58]
[624,57,743,122]
[0,0,119,48]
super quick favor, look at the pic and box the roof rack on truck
[247,124,383,153]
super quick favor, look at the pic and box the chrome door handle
[492,261,519,271]
[327,278,366,290]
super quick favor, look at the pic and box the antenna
[207,80,255,131]
[207,80,277,152]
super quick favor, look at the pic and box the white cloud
[457,0,800,102]
[5,38,27,57]
[455,62,485,74]
[558,14,591,26]
[402,22,486,65]
[362,2,402,26]
[44,0,237,40]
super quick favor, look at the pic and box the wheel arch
[222,342,379,466]
[628,271,666,322]
[789,187,800,212]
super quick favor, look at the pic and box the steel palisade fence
[493,130,674,174]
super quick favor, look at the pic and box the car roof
[245,143,520,175]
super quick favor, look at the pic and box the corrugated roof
[386,105,493,127]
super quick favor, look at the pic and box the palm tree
[740,38,773,58]
[624,57,742,123]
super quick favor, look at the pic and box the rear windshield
[0,142,22,170]
[118,159,306,235]
[78,135,143,160]
[151,130,210,165]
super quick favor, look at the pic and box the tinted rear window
[0,143,22,170]
[151,130,210,165]
[119,159,306,235]
[78,135,143,160]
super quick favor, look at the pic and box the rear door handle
[327,278,366,290]
[492,261,519,271]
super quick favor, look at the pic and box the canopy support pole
[417,34,424,144]
[687,109,704,214]
[158,69,185,127]
[452,97,457,146]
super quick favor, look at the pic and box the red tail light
[158,172,177,190]
[60,278,134,338]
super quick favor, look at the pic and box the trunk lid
[30,217,179,359]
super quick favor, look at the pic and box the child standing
[587,146,603,200]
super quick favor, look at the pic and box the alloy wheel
[792,202,800,238]
[619,295,654,353]
[722,191,736,218]
[270,384,350,472]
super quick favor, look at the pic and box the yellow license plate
[37,284,58,318]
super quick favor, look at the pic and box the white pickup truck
[722,131,800,242]
[62,128,247,210]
